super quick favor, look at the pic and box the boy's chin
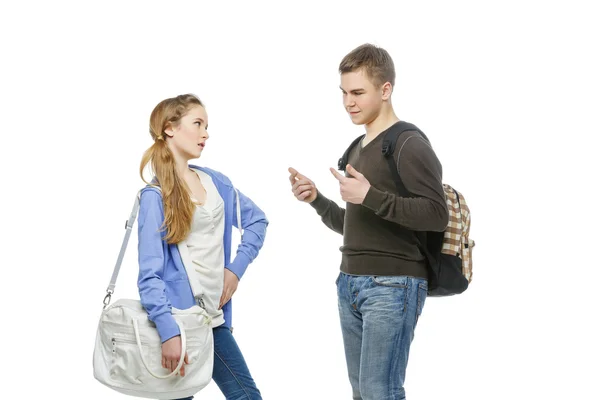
[351,117,367,126]
[349,115,364,125]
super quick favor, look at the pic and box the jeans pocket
[371,275,408,288]
[369,276,409,313]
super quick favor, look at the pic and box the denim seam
[404,282,408,314]
[213,349,251,399]
[388,292,408,400]
[416,294,421,325]
[417,285,427,325]
[388,327,402,399]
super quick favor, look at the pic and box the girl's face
[166,105,209,160]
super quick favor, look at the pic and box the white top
[178,169,226,327]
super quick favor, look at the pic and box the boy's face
[340,68,384,126]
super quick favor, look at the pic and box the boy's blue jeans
[336,272,427,400]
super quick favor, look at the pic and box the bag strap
[235,187,243,237]
[102,190,141,308]
[102,186,244,309]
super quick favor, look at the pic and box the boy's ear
[382,82,393,100]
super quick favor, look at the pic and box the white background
[1,1,599,399]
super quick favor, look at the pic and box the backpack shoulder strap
[382,122,443,275]
[382,121,428,197]
[338,134,365,171]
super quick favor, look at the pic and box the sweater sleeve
[226,188,269,280]
[137,189,180,343]
[361,136,449,231]
[309,190,345,235]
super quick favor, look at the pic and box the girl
[137,94,267,400]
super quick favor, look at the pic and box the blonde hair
[140,94,204,244]
[339,43,395,87]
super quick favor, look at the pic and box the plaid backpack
[338,121,474,296]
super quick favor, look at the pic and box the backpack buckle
[382,141,392,156]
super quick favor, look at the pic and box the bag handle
[102,185,244,308]
[132,318,187,379]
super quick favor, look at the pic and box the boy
[288,44,448,400]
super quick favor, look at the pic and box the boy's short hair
[339,43,395,87]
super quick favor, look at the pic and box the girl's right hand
[162,335,189,376]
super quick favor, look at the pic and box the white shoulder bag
[93,188,244,399]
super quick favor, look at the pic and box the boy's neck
[364,107,399,140]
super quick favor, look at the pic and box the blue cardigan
[137,165,268,342]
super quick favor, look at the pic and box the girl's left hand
[219,269,239,309]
